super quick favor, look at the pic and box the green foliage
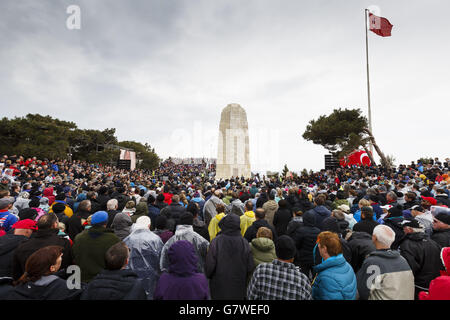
[0,114,159,168]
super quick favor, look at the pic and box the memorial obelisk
[216,103,251,179]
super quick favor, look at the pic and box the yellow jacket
[49,202,74,218]
[240,211,256,237]
[208,213,226,241]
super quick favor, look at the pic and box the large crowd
[0,154,449,300]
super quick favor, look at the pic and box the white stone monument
[216,103,251,179]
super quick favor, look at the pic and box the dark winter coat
[1,275,83,300]
[398,231,443,297]
[154,240,209,300]
[160,203,186,232]
[0,234,28,279]
[306,205,331,230]
[81,269,147,300]
[346,231,376,273]
[12,229,73,281]
[66,209,91,241]
[431,229,450,249]
[205,214,254,300]
[293,210,321,267]
[273,208,293,236]
[353,218,379,236]
[72,226,121,283]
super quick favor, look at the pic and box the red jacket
[163,193,173,205]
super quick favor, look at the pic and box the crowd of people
[0,154,449,300]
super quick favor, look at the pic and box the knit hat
[275,235,296,260]
[91,211,108,225]
[179,212,194,226]
[12,219,38,230]
[18,208,38,221]
[52,202,66,214]
[435,213,450,225]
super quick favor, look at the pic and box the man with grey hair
[106,198,120,228]
[356,225,415,300]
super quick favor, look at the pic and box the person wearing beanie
[247,235,312,300]
[431,213,450,248]
[18,208,38,221]
[0,197,18,234]
[72,210,121,283]
[123,218,164,300]
[205,214,254,300]
[160,212,209,274]
[49,193,73,218]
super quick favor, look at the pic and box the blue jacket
[312,254,356,300]
[0,211,18,233]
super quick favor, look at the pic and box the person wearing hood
[208,204,226,241]
[42,187,55,206]
[292,209,321,279]
[357,225,414,300]
[81,241,147,300]
[131,201,148,224]
[240,200,256,237]
[0,219,37,282]
[306,194,331,230]
[39,196,50,213]
[273,200,293,237]
[12,191,30,212]
[1,245,83,300]
[111,202,134,241]
[312,231,357,300]
[72,211,121,283]
[249,227,277,268]
[262,192,279,228]
[398,218,443,299]
[160,213,209,274]
[226,191,246,217]
[205,213,254,300]
[154,240,209,300]
[419,247,450,300]
[123,216,164,299]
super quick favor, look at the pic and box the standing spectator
[203,190,224,226]
[398,218,443,299]
[431,212,450,248]
[357,225,414,300]
[262,192,279,228]
[81,241,147,300]
[12,213,73,281]
[249,227,277,268]
[160,195,186,232]
[292,210,320,278]
[247,235,312,300]
[154,240,209,300]
[312,231,357,300]
[187,202,209,242]
[353,206,379,235]
[160,213,209,273]
[147,195,160,231]
[244,209,277,244]
[153,215,173,244]
[240,200,256,237]
[72,211,121,283]
[285,208,304,238]
[306,194,331,230]
[205,214,254,300]
[208,204,226,241]
[124,216,164,299]
[2,246,82,300]
[345,231,376,273]
[273,200,293,237]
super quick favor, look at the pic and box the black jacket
[12,229,73,281]
[383,216,405,250]
[80,269,147,300]
[346,231,376,273]
[160,203,187,232]
[292,210,320,266]
[1,275,83,300]
[0,234,28,278]
[96,194,111,211]
[436,194,450,207]
[431,229,450,249]
[205,214,254,300]
[398,232,443,294]
[243,219,277,243]
[66,209,91,241]
[273,208,293,236]
[353,218,379,236]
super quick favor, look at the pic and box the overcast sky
[1,0,449,173]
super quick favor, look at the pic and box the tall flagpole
[365,9,374,156]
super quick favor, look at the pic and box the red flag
[369,13,393,37]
